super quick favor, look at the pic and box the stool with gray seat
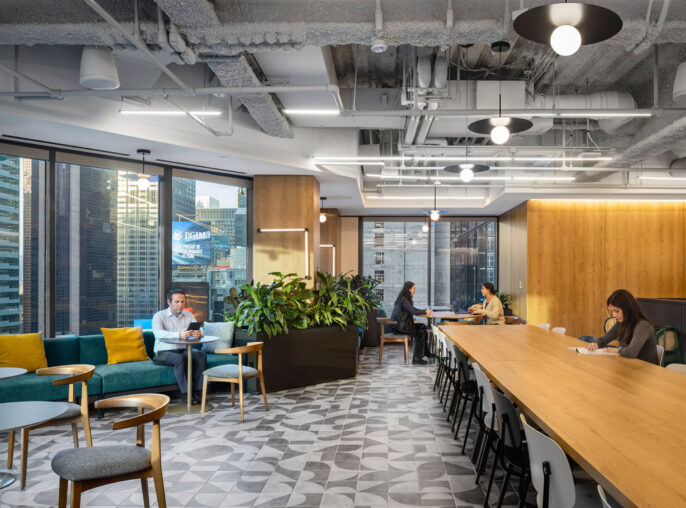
[8,364,94,489]
[201,342,268,422]
[51,393,170,508]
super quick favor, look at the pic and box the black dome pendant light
[513,2,622,57]
[468,41,532,144]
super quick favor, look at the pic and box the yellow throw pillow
[101,327,150,365]
[0,333,47,373]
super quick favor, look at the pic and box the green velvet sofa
[0,332,238,403]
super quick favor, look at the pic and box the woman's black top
[390,297,426,333]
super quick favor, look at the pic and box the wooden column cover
[318,208,341,275]
[253,176,320,286]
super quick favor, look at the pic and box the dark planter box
[234,325,358,393]
[362,309,379,347]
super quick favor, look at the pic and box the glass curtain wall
[362,218,497,313]
[55,161,160,335]
[171,174,248,323]
[0,153,45,333]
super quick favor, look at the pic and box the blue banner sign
[172,221,211,265]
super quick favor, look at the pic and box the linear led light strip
[315,156,612,162]
[366,195,484,200]
[257,228,310,279]
[284,109,340,116]
[120,110,222,116]
[367,175,575,182]
[639,176,686,181]
[320,244,336,274]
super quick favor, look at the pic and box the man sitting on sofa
[152,288,206,404]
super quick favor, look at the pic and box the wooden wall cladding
[498,203,528,320]
[318,208,341,275]
[253,176,320,286]
[339,217,359,276]
[525,200,686,337]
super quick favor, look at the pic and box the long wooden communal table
[439,323,686,508]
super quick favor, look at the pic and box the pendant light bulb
[460,167,474,183]
[422,223,429,232]
[430,210,440,222]
[490,125,510,145]
[136,176,151,191]
[319,212,327,223]
[550,25,581,56]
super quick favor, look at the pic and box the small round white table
[160,336,218,413]
[0,367,27,380]
[0,401,70,489]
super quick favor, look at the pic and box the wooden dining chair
[8,364,94,489]
[376,317,409,365]
[552,327,566,335]
[51,393,170,508]
[201,342,268,422]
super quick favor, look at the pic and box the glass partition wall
[362,218,497,313]
[0,143,251,337]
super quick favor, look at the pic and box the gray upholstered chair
[201,342,268,422]
[538,323,551,331]
[51,393,169,508]
[666,363,686,375]
[8,364,94,489]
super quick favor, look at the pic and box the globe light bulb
[430,210,440,222]
[422,224,429,232]
[490,124,510,145]
[460,167,474,182]
[319,213,327,223]
[137,176,151,191]
[550,25,581,56]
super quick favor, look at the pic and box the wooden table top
[439,323,686,508]
[419,311,476,320]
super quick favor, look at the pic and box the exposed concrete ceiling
[0,0,686,214]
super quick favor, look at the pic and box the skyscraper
[0,155,22,333]
[116,175,159,327]
[21,159,43,333]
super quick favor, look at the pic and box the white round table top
[0,401,71,432]
[159,335,219,345]
[0,367,28,380]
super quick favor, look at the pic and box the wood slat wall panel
[253,176,319,286]
[523,200,686,338]
[526,201,607,337]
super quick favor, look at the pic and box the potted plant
[229,271,370,392]
[496,292,513,316]
[349,274,381,347]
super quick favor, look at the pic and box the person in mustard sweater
[468,282,505,325]
[586,289,658,364]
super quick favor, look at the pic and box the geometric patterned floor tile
[0,346,508,507]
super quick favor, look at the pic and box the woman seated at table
[468,282,505,325]
[586,289,658,364]
[390,281,432,365]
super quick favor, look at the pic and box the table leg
[187,344,193,411]
[0,472,16,489]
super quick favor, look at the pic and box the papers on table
[568,347,619,355]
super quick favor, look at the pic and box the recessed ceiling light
[513,176,576,181]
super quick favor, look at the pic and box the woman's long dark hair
[395,281,415,305]
[607,289,651,343]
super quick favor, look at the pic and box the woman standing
[390,281,432,365]
[468,282,505,325]
[586,289,658,364]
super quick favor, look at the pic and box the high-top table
[439,323,686,508]
[0,401,70,489]
[160,335,218,413]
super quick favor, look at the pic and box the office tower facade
[0,155,22,333]
[116,174,159,327]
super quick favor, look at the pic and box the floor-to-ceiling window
[171,171,249,323]
[362,218,497,312]
[55,155,161,335]
[0,151,45,333]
